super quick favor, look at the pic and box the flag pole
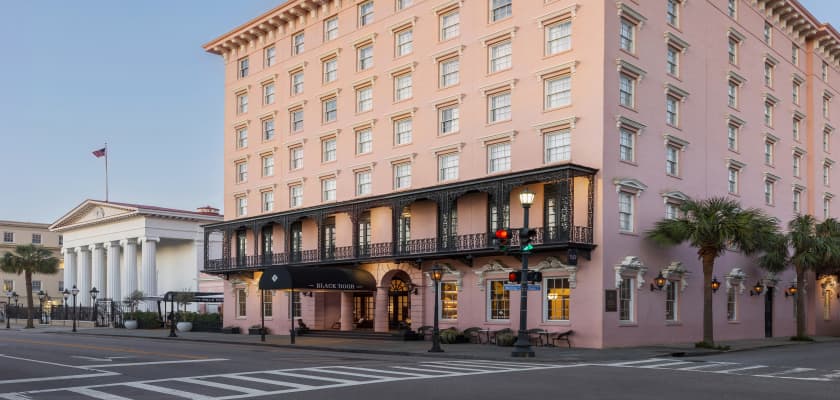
[104,142,109,202]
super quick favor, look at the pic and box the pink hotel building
[203,0,840,347]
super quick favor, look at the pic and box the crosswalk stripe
[713,365,768,373]
[440,360,553,368]
[225,374,315,390]
[754,368,816,377]
[303,367,396,380]
[178,377,266,395]
[415,364,493,372]
[420,361,516,370]
[265,371,357,383]
[606,359,669,366]
[391,366,459,374]
[123,382,215,400]
[638,361,693,369]
[0,394,34,400]
[67,388,133,400]
[676,362,735,371]
[330,366,432,377]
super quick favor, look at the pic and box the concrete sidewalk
[10,323,836,363]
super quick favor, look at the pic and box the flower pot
[176,322,193,332]
[124,320,138,330]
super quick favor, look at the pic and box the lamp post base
[511,346,535,358]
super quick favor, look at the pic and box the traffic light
[519,228,537,252]
[527,271,543,283]
[494,228,513,251]
[508,271,522,283]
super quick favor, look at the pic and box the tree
[759,216,840,339]
[647,197,779,345]
[0,245,60,328]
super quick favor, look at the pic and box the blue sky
[0,1,837,223]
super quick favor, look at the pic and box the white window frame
[236,196,248,217]
[263,83,275,105]
[619,73,636,108]
[394,117,413,145]
[289,184,303,208]
[261,190,274,212]
[545,20,572,55]
[544,129,571,163]
[292,32,305,55]
[356,86,373,113]
[322,96,338,123]
[440,9,460,41]
[544,75,572,110]
[262,119,275,141]
[324,16,339,42]
[290,108,304,132]
[439,104,459,135]
[394,73,413,101]
[359,1,374,26]
[291,71,304,95]
[439,57,460,88]
[395,28,413,57]
[488,91,511,123]
[322,137,337,163]
[487,280,510,321]
[322,177,337,202]
[323,58,338,84]
[290,146,304,170]
[488,40,512,73]
[355,170,372,196]
[357,44,374,71]
[490,0,512,22]
[619,18,636,53]
[438,152,459,182]
[356,128,373,154]
[394,162,412,189]
[264,46,276,67]
[238,58,249,79]
[487,141,511,173]
[618,277,634,322]
[262,155,274,177]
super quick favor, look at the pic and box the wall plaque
[605,289,618,312]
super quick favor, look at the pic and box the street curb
[46,331,585,362]
[655,340,818,358]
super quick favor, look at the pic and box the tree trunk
[24,271,34,329]
[702,253,716,345]
[795,264,806,338]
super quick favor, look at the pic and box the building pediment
[50,200,139,232]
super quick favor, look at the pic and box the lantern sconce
[711,276,721,293]
[784,284,797,298]
[749,281,764,296]
[650,272,667,292]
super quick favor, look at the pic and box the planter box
[222,327,241,334]
[249,328,267,335]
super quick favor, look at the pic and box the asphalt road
[0,330,837,399]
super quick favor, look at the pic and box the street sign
[504,284,542,291]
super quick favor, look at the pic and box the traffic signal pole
[512,203,535,358]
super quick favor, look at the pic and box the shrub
[124,312,161,329]
[790,335,814,342]
[694,341,730,350]
[439,328,459,344]
[495,332,516,346]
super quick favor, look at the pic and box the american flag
[92,147,106,158]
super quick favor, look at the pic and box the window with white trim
[262,290,273,318]
[666,0,679,27]
[395,28,413,57]
[236,288,247,317]
[236,196,248,217]
[289,184,303,207]
[439,57,459,88]
[261,155,274,177]
[825,196,832,219]
[440,9,460,41]
[619,73,635,108]
[290,146,304,170]
[764,21,772,44]
[665,94,680,127]
[440,282,458,320]
[822,61,829,82]
[490,0,512,22]
[765,139,775,165]
[619,127,635,162]
[394,73,412,101]
[793,80,801,105]
[291,71,304,95]
[727,123,739,151]
[544,129,571,163]
[728,79,739,108]
[236,162,248,183]
[665,144,679,176]
[487,141,511,173]
[359,1,374,26]
[237,93,248,114]
[355,170,372,196]
[324,16,339,42]
[292,32,305,55]
[728,166,739,194]
[262,119,275,141]
[793,188,802,213]
[265,47,276,67]
[546,20,571,55]
[488,91,511,123]
[618,191,634,232]
[322,96,337,123]
[263,83,275,105]
[666,45,679,77]
[262,190,274,212]
[487,280,510,320]
[356,85,373,113]
[728,36,739,65]
[236,127,248,149]
[544,75,571,109]
[665,281,678,321]
[619,18,636,53]
[356,128,373,154]
[727,0,737,18]
[238,58,249,79]
[824,162,832,186]
[545,278,570,321]
[793,153,802,177]
[824,128,832,152]
[439,104,459,135]
[394,162,412,189]
[322,137,337,162]
[792,43,799,65]
[764,100,774,127]
[764,179,775,205]
[764,61,774,87]
[322,177,337,202]
[438,152,459,182]
[31,234,41,245]
[357,44,374,71]
[394,117,412,145]
[396,0,412,11]
[323,58,338,84]
[727,285,737,321]
[290,108,304,132]
[619,277,633,322]
[824,94,832,119]
[488,40,512,73]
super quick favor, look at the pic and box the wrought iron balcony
[205,226,593,273]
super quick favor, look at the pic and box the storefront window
[440,282,458,320]
[545,278,570,321]
[488,280,509,320]
[665,282,678,321]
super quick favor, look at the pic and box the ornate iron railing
[205,225,593,273]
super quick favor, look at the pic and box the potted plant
[222,326,241,334]
[123,290,144,330]
[174,292,195,332]
[248,324,269,335]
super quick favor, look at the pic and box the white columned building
[50,200,223,310]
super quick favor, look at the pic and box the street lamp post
[429,265,444,353]
[12,292,19,326]
[5,291,12,329]
[512,188,536,358]
[90,287,99,325]
[38,290,46,325]
[62,289,70,327]
[71,285,79,332]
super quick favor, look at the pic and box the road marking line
[754,367,815,377]
[713,365,768,373]
[0,394,32,400]
[67,388,134,400]
[823,370,840,379]
[329,366,432,377]
[0,372,119,385]
[605,359,669,366]
[302,367,394,379]
[391,366,458,374]
[443,360,553,368]
[638,361,693,369]
[264,371,357,383]
[676,362,735,371]
[81,358,228,368]
[0,338,206,360]
[225,374,315,390]
[123,382,215,400]
[416,364,500,372]
[72,356,134,362]
[0,354,90,370]
[179,377,266,395]
[420,361,516,370]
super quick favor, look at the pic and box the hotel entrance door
[388,279,410,330]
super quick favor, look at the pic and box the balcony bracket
[458,254,474,268]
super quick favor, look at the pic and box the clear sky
[0,1,837,224]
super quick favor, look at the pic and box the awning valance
[258,266,376,291]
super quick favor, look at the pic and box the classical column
[76,247,92,306]
[105,241,121,302]
[340,292,353,332]
[140,237,159,298]
[63,248,77,294]
[121,239,138,298]
[91,244,106,299]
[374,286,389,333]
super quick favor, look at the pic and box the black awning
[258,266,376,291]
[161,292,225,303]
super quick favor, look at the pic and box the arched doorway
[388,277,411,330]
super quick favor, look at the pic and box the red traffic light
[495,229,509,239]
[508,271,522,283]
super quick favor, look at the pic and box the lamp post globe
[512,187,536,358]
[429,265,444,353]
[71,285,79,333]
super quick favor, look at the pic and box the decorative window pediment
[533,256,578,288]
[726,267,746,295]
[474,259,513,289]
[661,190,689,202]
[614,256,647,290]
[613,178,647,196]
[662,261,689,292]
[425,262,463,290]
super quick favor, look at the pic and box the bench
[550,330,573,348]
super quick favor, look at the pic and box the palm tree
[0,245,60,328]
[760,215,840,339]
[647,197,779,345]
